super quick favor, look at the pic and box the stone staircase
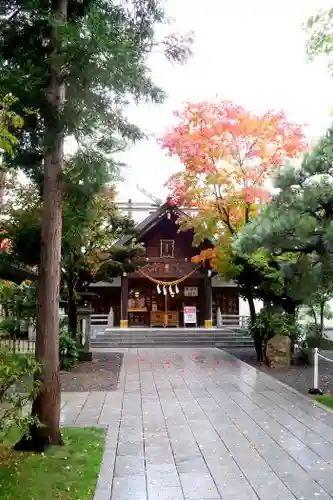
[90,327,253,349]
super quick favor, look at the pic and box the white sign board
[184,286,198,297]
[184,306,197,324]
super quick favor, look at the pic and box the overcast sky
[116,0,333,208]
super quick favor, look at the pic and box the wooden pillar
[120,274,128,328]
[199,281,206,327]
[204,273,213,328]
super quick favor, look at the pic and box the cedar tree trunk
[15,0,67,452]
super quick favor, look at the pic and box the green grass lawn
[314,395,333,410]
[0,427,105,500]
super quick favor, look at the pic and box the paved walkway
[61,348,333,500]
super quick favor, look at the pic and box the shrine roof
[117,199,186,246]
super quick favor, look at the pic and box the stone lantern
[76,292,98,361]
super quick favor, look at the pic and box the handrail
[91,313,250,327]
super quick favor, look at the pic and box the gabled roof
[117,199,187,246]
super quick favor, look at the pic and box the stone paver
[60,347,333,499]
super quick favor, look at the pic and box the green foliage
[0,347,41,441]
[0,280,37,340]
[226,251,283,301]
[299,323,333,350]
[59,330,78,371]
[0,1,193,188]
[0,95,23,156]
[302,327,322,348]
[302,286,333,327]
[236,131,333,258]
[248,308,300,362]
[3,178,144,337]
[4,180,143,283]
[235,127,333,315]
[249,309,298,343]
[306,7,333,68]
[0,0,193,443]
[0,318,20,338]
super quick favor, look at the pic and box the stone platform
[90,328,253,349]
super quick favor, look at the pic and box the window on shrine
[160,239,174,258]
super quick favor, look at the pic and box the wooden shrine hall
[89,198,240,328]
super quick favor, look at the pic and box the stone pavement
[60,347,333,500]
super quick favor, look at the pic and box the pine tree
[235,127,333,334]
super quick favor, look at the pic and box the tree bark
[67,278,77,339]
[320,301,325,339]
[246,292,262,362]
[247,293,256,322]
[15,0,67,452]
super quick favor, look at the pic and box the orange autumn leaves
[161,100,308,268]
[163,101,307,204]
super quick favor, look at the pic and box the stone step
[101,328,245,333]
[91,343,253,348]
[90,334,252,338]
[93,332,250,338]
[90,346,253,350]
[91,336,252,341]
[94,331,249,339]
[90,326,253,348]
[90,337,253,348]
[95,329,248,334]
[92,338,252,344]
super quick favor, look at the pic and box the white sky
[116,0,333,207]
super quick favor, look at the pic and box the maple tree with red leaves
[162,100,307,255]
[162,100,308,319]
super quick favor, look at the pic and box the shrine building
[89,199,248,328]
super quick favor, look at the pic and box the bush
[59,331,78,371]
[248,308,300,361]
[249,309,298,340]
[0,347,41,441]
[300,323,333,350]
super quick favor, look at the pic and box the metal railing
[91,314,108,325]
[91,314,109,338]
[217,315,250,328]
[91,313,250,329]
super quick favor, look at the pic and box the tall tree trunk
[320,301,325,340]
[246,292,262,362]
[67,278,77,339]
[15,0,67,452]
[281,300,297,354]
[247,293,256,322]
